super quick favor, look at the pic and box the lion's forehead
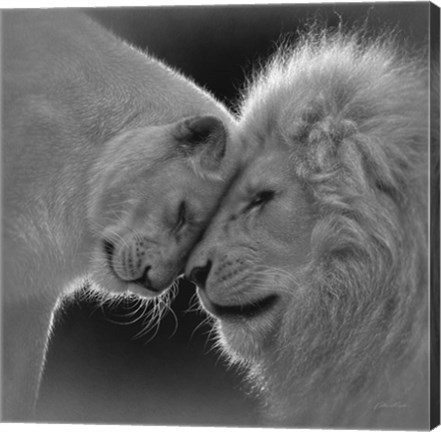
[233,148,294,190]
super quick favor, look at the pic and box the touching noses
[188,259,212,290]
[187,210,227,290]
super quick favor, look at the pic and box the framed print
[1,2,439,429]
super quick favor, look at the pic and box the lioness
[186,31,429,428]
[2,10,237,421]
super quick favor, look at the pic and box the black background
[36,3,429,426]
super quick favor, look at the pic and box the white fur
[2,10,236,420]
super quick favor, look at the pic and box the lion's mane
[236,30,430,428]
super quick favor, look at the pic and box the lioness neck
[3,11,227,141]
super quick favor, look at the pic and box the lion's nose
[188,260,212,290]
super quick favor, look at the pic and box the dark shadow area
[37,284,256,425]
[35,3,430,425]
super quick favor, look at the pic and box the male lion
[2,10,237,421]
[186,31,429,428]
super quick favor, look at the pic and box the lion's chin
[216,320,269,363]
[197,288,280,363]
[197,287,278,319]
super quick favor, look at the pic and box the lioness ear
[174,115,227,171]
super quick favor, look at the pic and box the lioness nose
[188,261,212,290]
[132,266,155,291]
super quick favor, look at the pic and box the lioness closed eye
[186,31,430,429]
[2,11,236,421]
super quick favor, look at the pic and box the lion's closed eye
[173,201,187,233]
[246,190,276,211]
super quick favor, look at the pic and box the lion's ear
[174,115,227,171]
